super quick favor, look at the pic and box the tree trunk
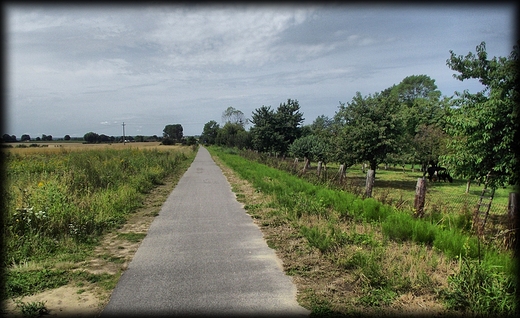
[369,161,377,178]
[465,179,471,194]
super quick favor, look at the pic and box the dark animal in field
[425,166,453,183]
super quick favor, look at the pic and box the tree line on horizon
[200,42,518,188]
[1,124,196,145]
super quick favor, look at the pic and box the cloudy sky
[4,3,516,138]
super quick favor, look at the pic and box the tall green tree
[163,124,183,143]
[412,124,448,169]
[200,120,220,145]
[393,75,446,168]
[216,122,250,149]
[273,99,305,155]
[250,105,282,153]
[310,115,334,139]
[333,89,404,174]
[83,132,99,143]
[249,99,304,155]
[442,41,519,187]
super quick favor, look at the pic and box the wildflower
[38,181,44,187]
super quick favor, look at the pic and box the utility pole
[122,122,126,145]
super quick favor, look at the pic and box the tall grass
[4,147,195,266]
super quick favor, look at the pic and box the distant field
[2,141,183,154]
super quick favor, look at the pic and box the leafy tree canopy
[163,124,184,142]
[442,41,519,186]
[249,99,304,155]
[200,120,220,145]
[333,90,404,171]
[289,134,330,164]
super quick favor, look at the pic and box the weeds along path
[101,146,309,317]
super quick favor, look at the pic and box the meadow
[2,142,197,301]
[209,146,517,316]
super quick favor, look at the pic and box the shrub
[351,198,365,219]
[160,137,176,145]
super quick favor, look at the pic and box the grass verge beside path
[209,146,517,317]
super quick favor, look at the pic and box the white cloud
[5,4,515,137]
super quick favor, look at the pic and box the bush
[362,198,391,222]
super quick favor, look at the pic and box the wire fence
[236,150,515,243]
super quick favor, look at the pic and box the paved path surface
[101,147,309,317]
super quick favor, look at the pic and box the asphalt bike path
[101,147,309,317]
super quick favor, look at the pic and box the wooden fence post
[365,169,375,198]
[506,192,518,249]
[414,178,426,217]
[293,158,298,172]
[317,161,322,177]
[338,164,345,183]
[302,158,310,174]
